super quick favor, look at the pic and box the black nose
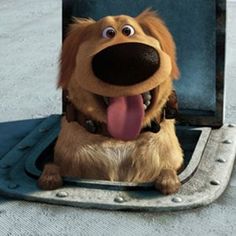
[92,43,160,86]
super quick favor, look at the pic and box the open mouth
[97,89,156,141]
[102,90,153,112]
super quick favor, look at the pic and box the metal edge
[0,118,45,161]
[178,0,226,127]
[0,115,61,169]
[24,125,60,178]
[178,127,212,183]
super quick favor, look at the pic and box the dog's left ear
[136,10,179,79]
[59,18,95,88]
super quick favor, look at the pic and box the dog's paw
[37,163,63,190]
[155,169,180,195]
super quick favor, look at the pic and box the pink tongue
[107,95,144,141]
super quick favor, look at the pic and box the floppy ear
[58,18,95,88]
[136,10,179,79]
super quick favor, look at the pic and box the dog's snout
[92,43,160,86]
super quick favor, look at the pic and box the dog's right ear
[58,18,95,88]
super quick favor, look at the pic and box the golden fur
[38,10,183,195]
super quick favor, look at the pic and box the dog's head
[59,9,179,140]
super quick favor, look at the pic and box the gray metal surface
[224,0,236,123]
[0,117,235,212]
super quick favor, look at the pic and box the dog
[38,9,183,195]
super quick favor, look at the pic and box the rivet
[114,196,125,203]
[18,144,31,150]
[8,183,19,189]
[56,191,68,198]
[171,197,182,203]
[216,158,226,163]
[222,139,232,144]
[228,124,235,128]
[210,180,220,186]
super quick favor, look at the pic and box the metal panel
[0,116,235,211]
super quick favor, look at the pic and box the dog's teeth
[143,104,147,110]
[143,92,152,101]
[145,100,151,106]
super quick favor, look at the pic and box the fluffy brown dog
[38,9,183,195]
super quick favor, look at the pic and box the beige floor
[0,0,61,122]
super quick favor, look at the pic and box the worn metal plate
[0,115,235,211]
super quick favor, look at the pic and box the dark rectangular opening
[62,0,225,127]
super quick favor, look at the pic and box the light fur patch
[80,144,134,167]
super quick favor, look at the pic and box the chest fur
[56,120,163,181]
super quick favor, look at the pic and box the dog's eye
[102,27,116,39]
[122,25,135,37]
